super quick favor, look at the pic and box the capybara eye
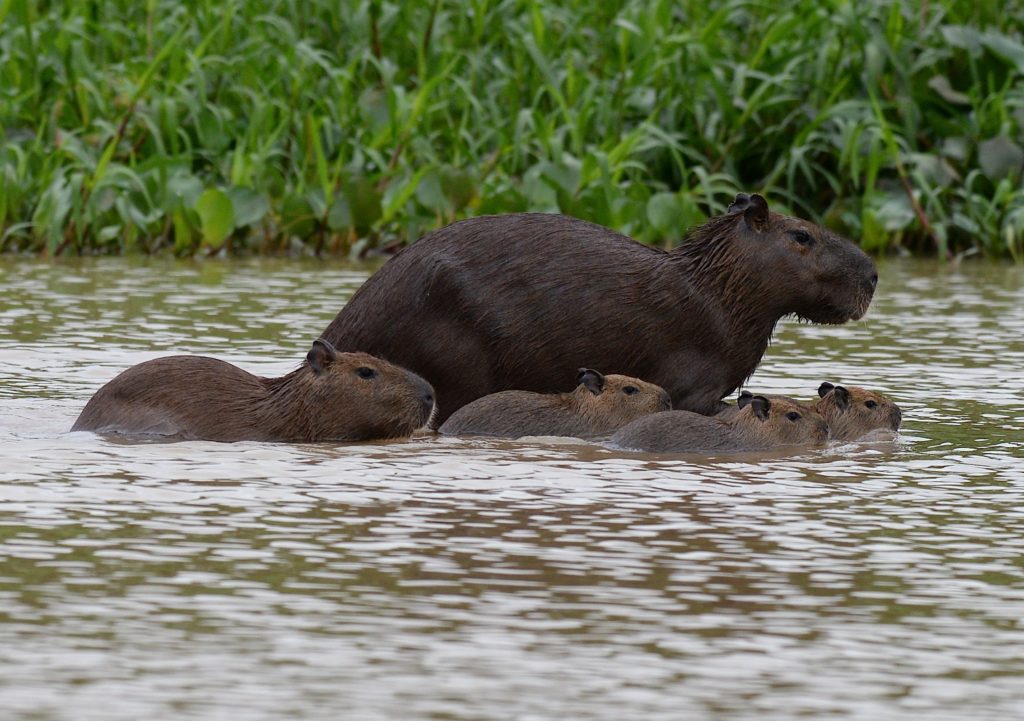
[786,411,801,421]
[789,229,813,246]
[623,386,639,395]
[865,400,878,409]
[356,367,377,380]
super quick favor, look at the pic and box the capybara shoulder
[814,382,902,441]
[71,339,435,443]
[612,394,829,453]
[321,194,877,424]
[438,368,670,439]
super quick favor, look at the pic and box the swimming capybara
[71,339,435,442]
[320,194,877,424]
[814,382,902,440]
[610,394,829,453]
[438,368,671,439]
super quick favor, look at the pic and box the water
[1,257,1023,720]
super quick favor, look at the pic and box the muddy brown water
[1,257,1022,720]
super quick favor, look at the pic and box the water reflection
[0,257,1023,720]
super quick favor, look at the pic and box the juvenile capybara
[438,368,671,439]
[71,339,435,442]
[814,382,902,440]
[610,394,829,453]
[320,194,877,424]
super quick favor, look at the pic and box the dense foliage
[2,0,1023,258]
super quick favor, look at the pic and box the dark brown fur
[321,194,877,424]
[611,395,829,453]
[438,368,671,439]
[814,382,902,441]
[71,340,435,442]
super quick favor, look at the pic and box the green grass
[2,0,1023,258]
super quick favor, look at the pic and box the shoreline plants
[1,0,1023,258]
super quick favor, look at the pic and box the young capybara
[610,394,829,453]
[718,385,903,441]
[814,382,902,440]
[71,339,435,443]
[320,194,877,424]
[438,368,671,439]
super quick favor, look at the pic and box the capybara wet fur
[71,339,435,442]
[438,368,671,439]
[611,394,829,453]
[321,193,877,424]
[814,382,902,440]
[718,385,902,441]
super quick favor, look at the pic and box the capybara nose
[869,272,878,288]
[659,391,672,411]
[412,374,435,410]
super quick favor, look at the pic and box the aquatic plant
[1,0,1022,258]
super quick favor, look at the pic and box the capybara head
[736,392,830,447]
[299,339,435,440]
[573,368,672,427]
[815,382,902,441]
[718,193,877,324]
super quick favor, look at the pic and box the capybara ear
[744,193,769,232]
[307,338,338,375]
[728,193,751,214]
[576,368,606,395]
[832,385,851,409]
[737,390,754,408]
[750,395,771,421]
[818,382,835,398]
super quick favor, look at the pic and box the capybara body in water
[321,194,877,424]
[438,368,671,439]
[814,382,902,440]
[718,385,903,441]
[611,394,829,453]
[71,339,435,442]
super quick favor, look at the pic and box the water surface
[1,257,1022,720]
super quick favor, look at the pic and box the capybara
[814,382,902,440]
[438,368,671,439]
[718,385,903,441]
[610,394,829,453]
[320,194,877,424]
[71,339,435,442]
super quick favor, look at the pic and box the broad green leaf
[195,188,234,249]
[226,186,269,228]
[978,136,1024,182]
[646,192,683,235]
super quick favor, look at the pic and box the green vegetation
[2,0,1023,258]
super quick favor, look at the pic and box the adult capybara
[71,339,435,442]
[438,368,671,439]
[321,194,877,424]
[814,382,902,441]
[610,394,829,453]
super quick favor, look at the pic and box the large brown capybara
[438,368,671,439]
[71,339,435,442]
[320,194,877,425]
[814,382,902,441]
[610,394,829,453]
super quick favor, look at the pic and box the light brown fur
[72,340,435,443]
[611,395,829,452]
[439,369,671,439]
[814,383,902,441]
